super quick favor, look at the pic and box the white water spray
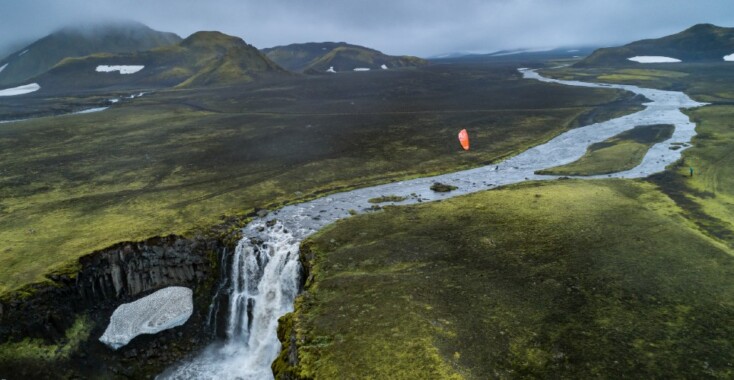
[161,222,302,380]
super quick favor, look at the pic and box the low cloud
[0,0,731,57]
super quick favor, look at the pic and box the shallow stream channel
[159,69,707,379]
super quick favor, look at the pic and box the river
[159,68,707,379]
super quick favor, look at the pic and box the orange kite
[458,129,470,150]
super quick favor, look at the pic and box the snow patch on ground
[628,56,681,63]
[108,98,120,104]
[18,49,28,56]
[326,66,336,73]
[100,287,193,350]
[74,107,109,114]
[96,65,145,74]
[0,83,40,96]
[0,63,7,74]
[353,67,370,71]
[724,53,734,62]
[381,64,388,70]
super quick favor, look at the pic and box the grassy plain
[0,63,640,293]
[537,124,674,176]
[543,62,734,246]
[284,180,734,379]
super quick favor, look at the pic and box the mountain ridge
[32,30,286,91]
[576,23,734,66]
[0,21,182,86]
[262,42,427,73]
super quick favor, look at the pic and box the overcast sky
[1,0,732,57]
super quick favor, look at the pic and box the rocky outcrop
[0,234,222,343]
[77,235,213,302]
[0,226,242,379]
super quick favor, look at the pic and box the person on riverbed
[690,167,694,177]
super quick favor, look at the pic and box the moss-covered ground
[542,63,734,246]
[537,124,674,176]
[542,63,734,103]
[0,63,640,294]
[289,180,734,379]
[0,315,92,365]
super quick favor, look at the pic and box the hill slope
[0,21,181,86]
[262,42,427,73]
[576,23,734,67]
[33,31,286,91]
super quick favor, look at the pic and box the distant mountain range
[4,20,731,95]
[0,22,431,94]
[0,21,181,86]
[430,47,597,63]
[37,31,285,90]
[576,23,734,66]
[262,42,427,73]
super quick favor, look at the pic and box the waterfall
[161,69,706,378]
[160,221,302,380]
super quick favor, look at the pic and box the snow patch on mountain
[0,83,40,96]
[628,56,681,63]
[96,65,145,74]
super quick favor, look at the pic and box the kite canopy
[458,129,470,150]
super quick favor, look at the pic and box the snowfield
[326,66,336,73]
[0,63,7,74]
[96,65,145,74]
[381,64,388,69]
[628,56,681,63]
[353,67,370,71]
[0,83,40,96]
[73,107,110,114]
[724,53,734,62]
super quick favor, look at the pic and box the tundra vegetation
[276,62,734,379]
[0,63,640,294]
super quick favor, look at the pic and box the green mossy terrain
[0,315,92,365]
[0,64,640,294]
[543,62,734,247]
[284,180,734,379]
[543,63,734,103]
[537,124,674,176]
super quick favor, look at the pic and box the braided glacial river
[160,69,706,379]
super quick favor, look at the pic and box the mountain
[0,21,181,86]
[431,47,597,63]
[261,42,427,73]
[34,31,286,91]
[576,23,734,67]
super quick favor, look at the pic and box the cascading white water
[160,221,302,380]
[161,69,706,378]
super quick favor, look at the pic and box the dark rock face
[77,236,211,301]
[1,235,219,342]
[0,232,237,379]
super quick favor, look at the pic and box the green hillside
[262,42,427,73]
[0,21,181,86]
[33,31,286,91]
[576,24,734,67]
